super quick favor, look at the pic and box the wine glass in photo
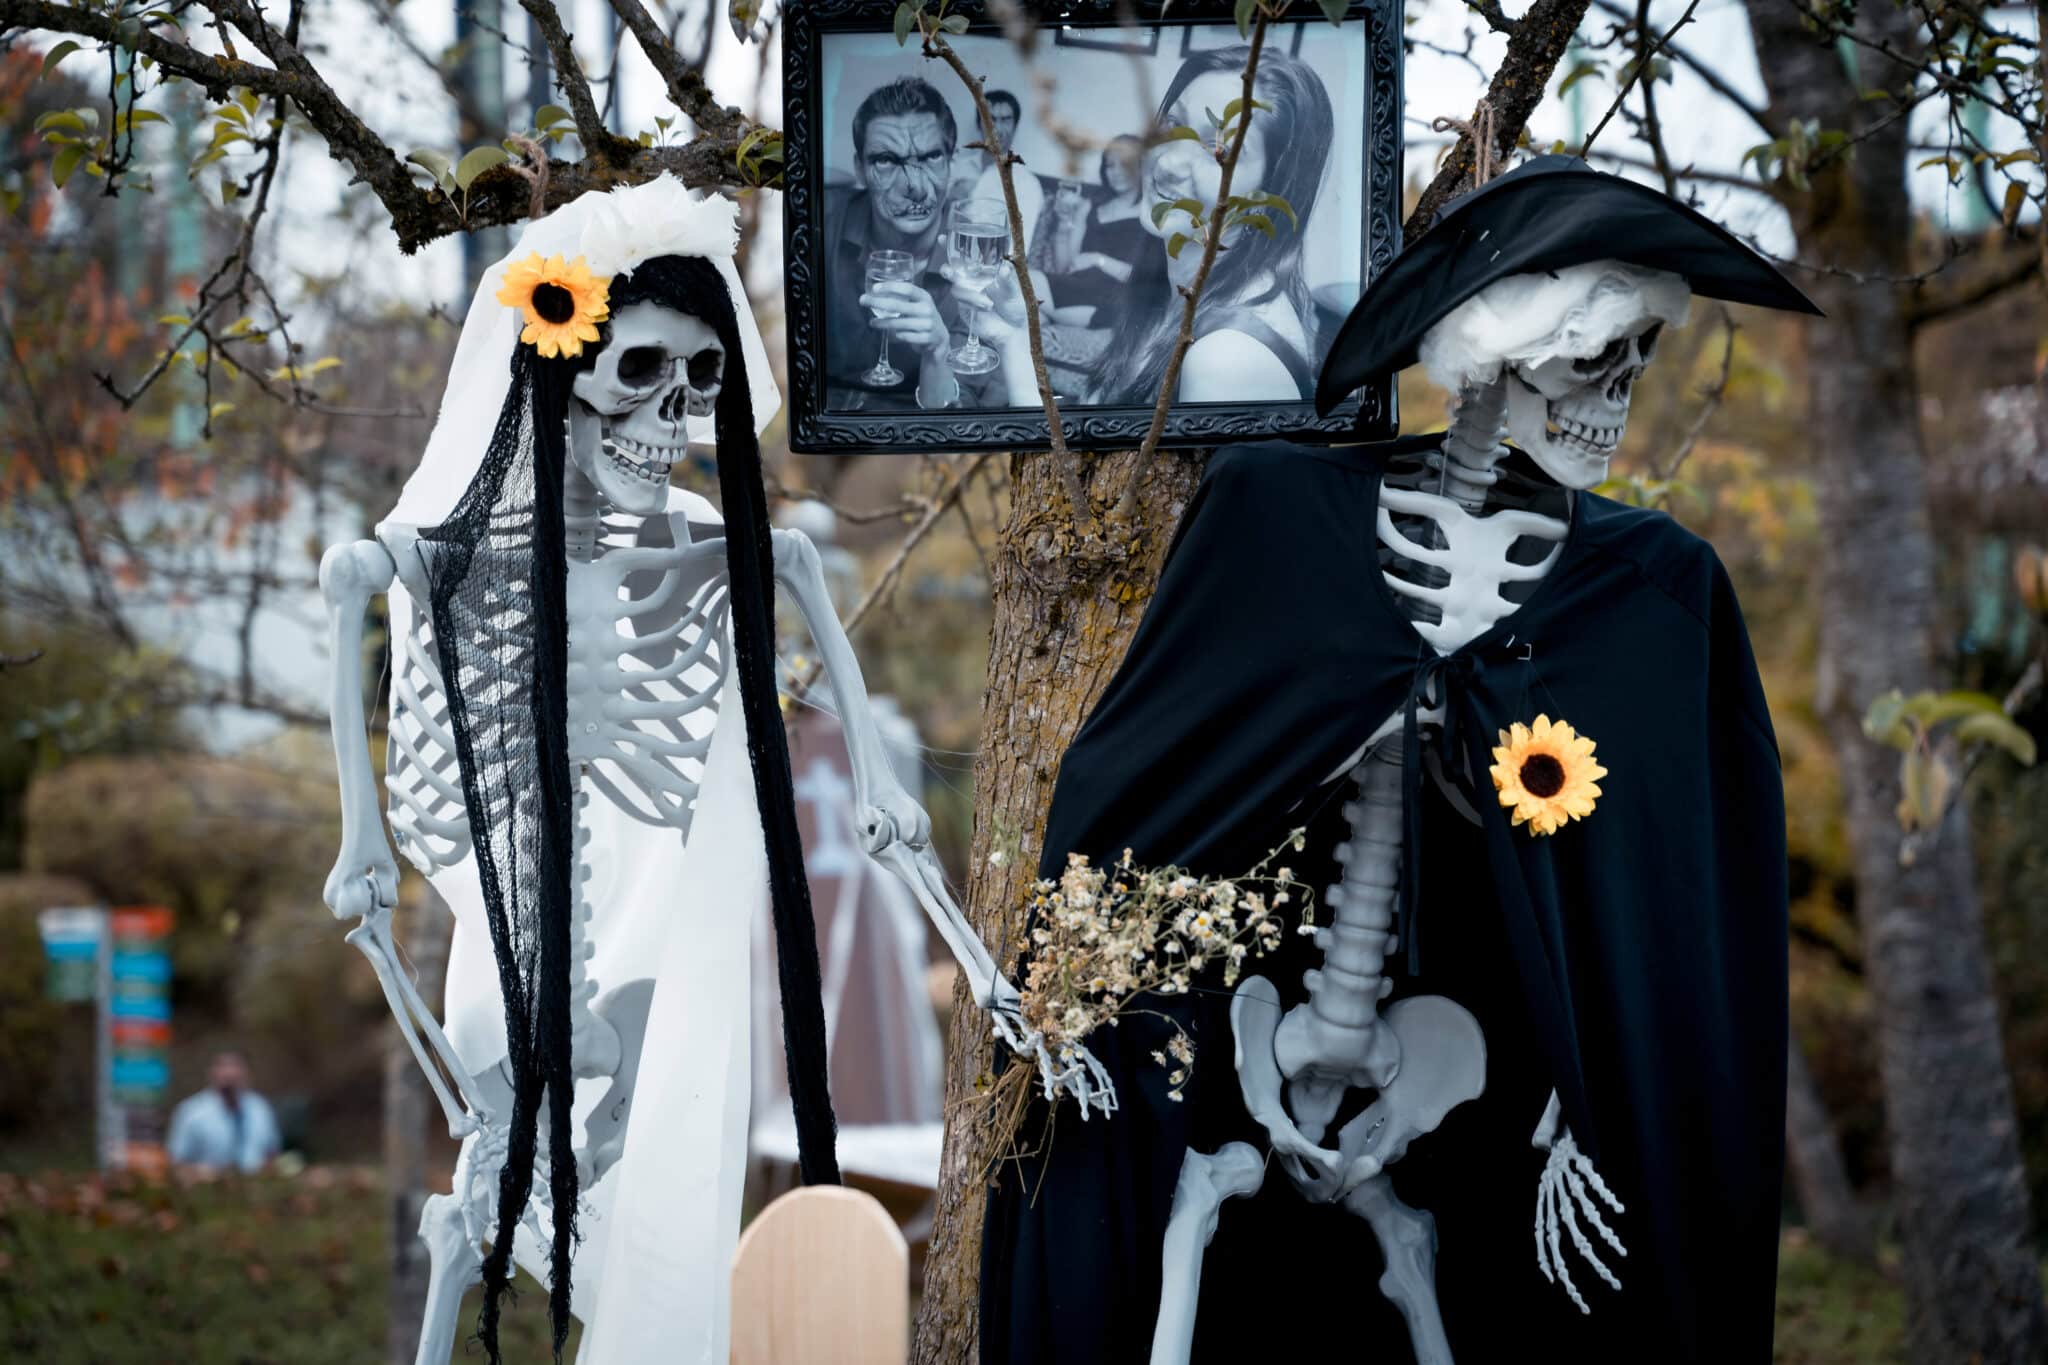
[862,249,918,386]
[946,199,1009,377]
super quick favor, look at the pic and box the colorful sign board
[36,906,106,1003]
[107,906,173,1172]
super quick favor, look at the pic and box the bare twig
[1585,0,1773,134]
[1136,9,1272,461]
[921,27,1073,475]
[1655,307,1736,480]
[791,454,995,699]
[1580,0,1702,155]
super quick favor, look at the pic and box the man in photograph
[966,89,1046,254]
[825,76,979,410]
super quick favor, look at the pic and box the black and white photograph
[783,1,1402,451]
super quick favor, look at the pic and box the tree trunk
[385,888,452,1365]
[1784,1031,1875,1266]
[1746,5,2048,1357]
[911,450,1204,1364]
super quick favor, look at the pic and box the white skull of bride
[569,302,727,515]
[1418,259,1691,489]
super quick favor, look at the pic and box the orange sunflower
[496,252,611,358]
[1489,714,1606,836]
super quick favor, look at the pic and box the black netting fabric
[419,253,837,1362]
[420,341,579,1361]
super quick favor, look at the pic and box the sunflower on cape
[497,252,611,358]
[1490,714,1606,836]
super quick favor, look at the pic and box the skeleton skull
[1419,259,1691,489]
[569,302,726,515]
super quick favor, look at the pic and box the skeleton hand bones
[862,802,1117,1120]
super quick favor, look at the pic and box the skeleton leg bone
[414,1191,485,1365]
[1150,1142,1265,1365]
[1341,1174,1455,1365]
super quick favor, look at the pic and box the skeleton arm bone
[318,538,493,1137]
[769,528,1116,1117]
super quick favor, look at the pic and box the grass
[2,1165,1909,1363]
[0,1166,573,1364]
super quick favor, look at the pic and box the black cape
[980,439,1788,1364]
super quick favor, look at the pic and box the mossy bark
[911,449,1203,1364]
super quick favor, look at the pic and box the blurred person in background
[167,1048,280,1173]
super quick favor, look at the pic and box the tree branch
[0,0,764,251]
[1586,0,1773,134]
[1905,248,2042,329]
[517,0,633,160]
[1580,0,1702,156]
[602,0,750,139]
[1407,0,1593,235]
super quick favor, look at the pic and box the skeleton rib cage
[386,511,736,878]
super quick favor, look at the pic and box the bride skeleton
[318,179,1110,1364]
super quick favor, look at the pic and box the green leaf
[940,12,969,32]
[51,144,87,188]
[41,40,82,79]
[1861,689,1913,749]
[1234,0,1257,38]
[1558,59,1604,96]
[208,401,236,420]
[406,148,455,192]
[1159,125,1202,144]
[452,146,509,190]
[157,313,193,326]
[534,103,573,131]
[2002,180,2026,229]
[1166,232,1192,259]
[1953,713,2037,765]
[729,0,764,42]
[1316,0,1349,22]
[1248,189,1296,229]
[894,1,917,46]
[34,109,91,136]
[1901,689,2005,726]
[236,88,260,118]
[1896,748,1953,832]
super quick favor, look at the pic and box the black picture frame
[782,0,1402,454]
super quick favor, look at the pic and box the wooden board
[730,1186,909,1364]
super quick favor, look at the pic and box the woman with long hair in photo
[1096,45,1334,403]
[957,45,1334,409]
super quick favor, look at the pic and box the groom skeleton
[981,159,1811,1364]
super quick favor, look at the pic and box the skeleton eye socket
[617,346,666,384]
[1638,322,1664,359]
[686,347,724,390]
[1574,335,1632,376]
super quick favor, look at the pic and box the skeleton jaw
[1505,371,1620,489]
[581,429,679,515]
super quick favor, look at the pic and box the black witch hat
[1315,156,1820,414]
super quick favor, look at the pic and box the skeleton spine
[569,779,599,1031]
[1304,750,1404,1029]
[1434,374,1510,512]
